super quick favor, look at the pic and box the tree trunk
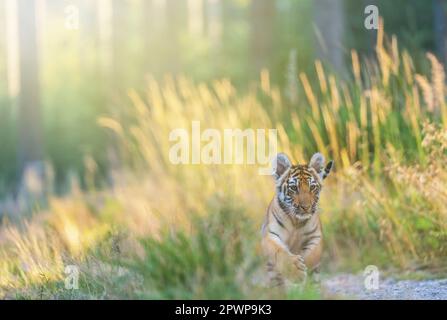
[364,0,378,57]
[17,0,42,169]
[80,0,99,71]
[165,0,187,74]
[250,0,276,75]
[314,0,345,75]
[188,0,204,37]
[97,0,113,82]
[17,0,46,204]
[0,0,6,92]
[434,0,447,67]
[207,0,222,49]
[5,0,19,98]
[141,0,154,74]
[111,0,128,91]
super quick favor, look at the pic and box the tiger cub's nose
[299,204,311,211]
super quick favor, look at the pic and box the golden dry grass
[0,33,446,299]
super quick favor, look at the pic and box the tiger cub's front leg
[262,234,307,286]
[298,236,322,283]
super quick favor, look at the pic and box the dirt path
[322,274,447,300]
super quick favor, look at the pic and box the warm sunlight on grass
[1,33,446,298]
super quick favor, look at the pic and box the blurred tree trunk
[364,0,378,56]
[0,0,6,91]
[17,0,42,167]
[206,0,222,49]
[433,0,447,67]
[80,0,99,72]
[5,0,19,98]
[314,0,345,75]
[111,0,128,91]
[203,0,209,35]
[97,0,112,83]
[142,0,154,74]
[221,0,231,40]
[166,0,187,74]
[188,0,204,37]
[250,0,276,75]
[17,0,45,201]
[142,0,167,76]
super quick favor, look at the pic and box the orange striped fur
[261,152,333,286]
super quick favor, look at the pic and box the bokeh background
[0,0,446,299]
[0,0,445,196]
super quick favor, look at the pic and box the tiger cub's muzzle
[292,191,315,215]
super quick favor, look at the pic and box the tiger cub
[261,152,333,286]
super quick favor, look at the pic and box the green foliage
[121,204,262,299]
[1,0,446,300]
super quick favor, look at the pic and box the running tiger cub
[261,152,333,285]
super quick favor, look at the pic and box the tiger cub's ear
[309,152,333,180]
[272,153,291,181]
[309,152,325,173]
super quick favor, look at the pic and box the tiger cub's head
[273,152,333,220]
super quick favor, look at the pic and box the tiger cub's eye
[289,185,297,191]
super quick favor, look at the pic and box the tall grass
[101,32,446,173]
[97,32,447,269]
[0,33,446,299]
[118,204,263,299]
[323,123,447,270]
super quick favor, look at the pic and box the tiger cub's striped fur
[261,152,333,285]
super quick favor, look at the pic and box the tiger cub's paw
[293,255,308,279]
